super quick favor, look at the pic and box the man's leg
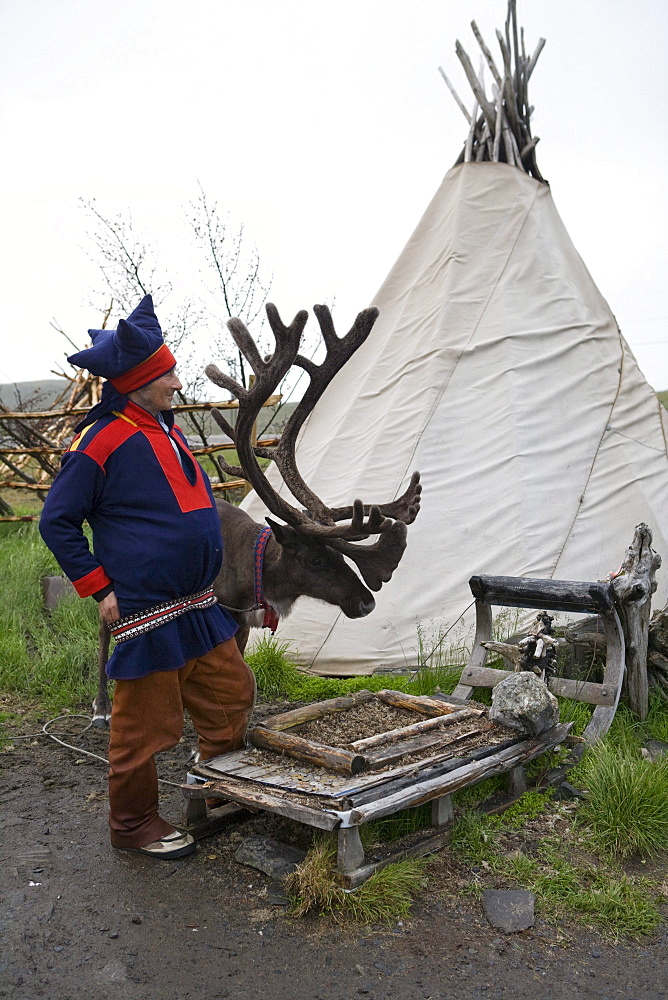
[180,638,256,763]
[108,670,185,849]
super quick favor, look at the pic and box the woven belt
[108,588,218,643]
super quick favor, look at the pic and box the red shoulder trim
[80,417,139,471]
[72,565,112,599]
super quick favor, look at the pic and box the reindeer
[91,303,420,724]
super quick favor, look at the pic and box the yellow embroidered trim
[68,420,99,452]
[112,410,138,427]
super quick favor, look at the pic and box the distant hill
[658,390,668,411]
[0,380,65,410]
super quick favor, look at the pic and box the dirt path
[1,712,666,1000]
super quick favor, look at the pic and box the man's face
[136,368,183,412]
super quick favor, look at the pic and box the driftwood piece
[361,728,483,770]
[455,40,497,134]
[609,523,661,720]
[471,20,503,89]
[349,709,477,752]
[481,640,521,667]
[464,102,480,162]
[260,690,374,731]
[469,575,615,614]
[375,689,475,717]
[181,775,340,830]
[437,66,472,124]
[247,726,366,776]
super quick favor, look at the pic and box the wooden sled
[451,574,626,746]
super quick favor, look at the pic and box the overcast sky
[1,0,667,391]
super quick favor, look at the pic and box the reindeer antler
[205,303,421,562]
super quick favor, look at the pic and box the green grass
[0,522,100,713]
[448,810,663,937]
[517,839,662,938]
[577,741,668,859]
[285,834,427,923]
[245,632,468,703]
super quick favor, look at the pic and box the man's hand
[99,591,120,626]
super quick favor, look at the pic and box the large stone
[234,835,306,882]
[482,889,535,933]
[489,671,559,735]
[40,575,75,612]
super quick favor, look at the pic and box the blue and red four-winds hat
[68,295,176,393]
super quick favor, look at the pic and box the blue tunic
[39,401,238,679]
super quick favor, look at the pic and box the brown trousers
[108,639,256,849]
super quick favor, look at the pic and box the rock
[234,836,306,882]
[482,889,535,933]
[642,739,668,762]
[40,576,75,612]
[553,781,588,800]
[489,672,559,735]
[266,881,291,906]
[96,959,128,984]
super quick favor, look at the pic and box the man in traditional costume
[40,295,255,859]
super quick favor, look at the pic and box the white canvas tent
[242,11,668,675]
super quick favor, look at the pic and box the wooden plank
[507,765,526,797]
[344,725,570,825]
[548,676,615,706]
[432,793,454,829]
[349,709,479,752]
[361,730,467,769]
[180,776,341,831]
[347,737,525,807]
[457,664,615,706]
[247,726,366,776]
[338,830,450,890]
[469,574,615,614]
[337,827,365,873]
[261,690,374,731]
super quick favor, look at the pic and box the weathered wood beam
[349,710,479,752]
[469,574,615,614]
[344,724,570,825]
[180,775,340,830]
[260,690,374,731]
[248,726,367,776]
[375,689,478,717]
[337,829,450,889]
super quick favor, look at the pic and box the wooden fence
[0,393,280,521]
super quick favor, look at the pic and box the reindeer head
[205,303,421,608]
